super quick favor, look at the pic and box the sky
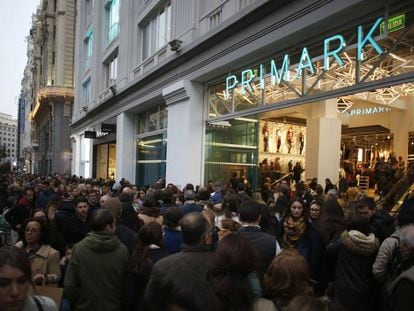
[0,1,40,119]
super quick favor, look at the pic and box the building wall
[71,0,412,184]
[0,113,18,166]
[24,0,75,175]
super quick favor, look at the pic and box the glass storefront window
[137,106,168,134]
[96,144,108,179]
[108,143,117,179]
[204,118,258,189]
[95,143,116,179]
[136,133,167,187]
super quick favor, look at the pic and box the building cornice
[30,86,74,120]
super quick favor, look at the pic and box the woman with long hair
[15,218,60,286]
[208,233,276,311]
[282,198,321,280]
[0,246,57,310]
[314,200,347,296]
[264,248,313,309]
[123,222,169,310]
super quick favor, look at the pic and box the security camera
[169,39,183,52]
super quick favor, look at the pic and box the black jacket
[387,258,414,311]
[329,230,379,311]
[238,226,277,279]
[115,220,138,254]
[62,214,91,247]
[120,203,141,233]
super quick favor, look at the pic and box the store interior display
[259,119,306,175]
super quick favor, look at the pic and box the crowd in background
[0,171,414,310]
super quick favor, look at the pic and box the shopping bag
[29,284,63,307]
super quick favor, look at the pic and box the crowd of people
[0,172,414,311]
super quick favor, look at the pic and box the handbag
[30,283,63,308]
[29,255,63,307]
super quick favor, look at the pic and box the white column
[116,112,136,183]
[305,99,341,185]
[390,97,414,163]
[71,136,78,176]
[163,80,204,187]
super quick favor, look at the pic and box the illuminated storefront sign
[380,14,405,35]
[225,17,385,98]
[347,106,391,116]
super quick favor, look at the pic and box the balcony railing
[132,46,168,79]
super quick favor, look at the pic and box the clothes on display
[286,127,293,154]
[276,129,282,153]
[299,132,305,155]
[263,122,269,152]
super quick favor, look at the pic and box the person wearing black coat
[61,197,91,247]
[356,197,394,242]
[238,200,281,280]
[281,197,322,281]
[123,222,169,311]
[143,213,212,310]
[120,192,141,233]
[5,188,35,231]
[328,215,379,311]
[102,197,138,254]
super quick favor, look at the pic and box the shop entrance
[205,12,414,192]
[205,85,411,192]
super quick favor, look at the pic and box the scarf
[283,216,306,247]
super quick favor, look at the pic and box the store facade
[71,0,414,188]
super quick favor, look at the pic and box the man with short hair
[99,194,112,208]
[87,191,100,211]
[64,209,128,310]
[210,182,223,204]
[387,225,414,311]
[5,188,35,231]
[238,200,281,278]
[146,212,213,294]
[36,181,56,209]
[102,197,137,253]
[357,197,394,242]
[181,190,203,215]
[237,182,251,203]
[62,197,92,247]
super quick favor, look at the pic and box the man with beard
[62,197,91,247]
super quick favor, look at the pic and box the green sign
[380,14,405,34]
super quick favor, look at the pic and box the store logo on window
[347,106,391,116]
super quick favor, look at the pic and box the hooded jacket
[331,230,379,311]
[64,231,128,311]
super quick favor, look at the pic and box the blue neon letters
[225,17,384,98]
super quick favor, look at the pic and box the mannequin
[286,127,293,153]
[262,122,269,152]
[276,129,282,153]
[299,132,305,154]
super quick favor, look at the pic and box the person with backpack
[387,225,414,311]
[373,202,414,285]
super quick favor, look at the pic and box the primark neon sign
[225,17,385,98]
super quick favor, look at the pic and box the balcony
[29,86,74,120]
[132,46,168,79]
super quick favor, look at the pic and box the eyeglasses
[24,228,40,234]
[310,209,320,212]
